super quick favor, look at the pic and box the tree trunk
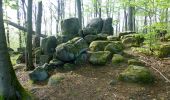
[98,0,101,18]
[128,0,135,31]
[17,0,22,48]
[26,0,35,70]
[34,1,42,48]
[0,0,31,99]
[76,0,82,29]
[124,7,128,31]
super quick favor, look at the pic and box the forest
[0,0,170,99]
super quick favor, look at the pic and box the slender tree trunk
[124,7,128,31]
[0,1,31,99]
[34,1,42,48]
[128,0,135,31]
[76,0,82,29]
[26,0,35,70]
[17,0,22,48]
[98,0,101,18]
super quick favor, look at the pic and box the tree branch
[4,20,47,38]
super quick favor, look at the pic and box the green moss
[104,41,124,54]
[89,41,110,51]
[89,51,111,65]
[112,54,125,64]
[118,65,154,84]
[121,34,144,47]
[48,74,65,86]
[153,44,170,58]
[10,54,20,66]
[107,36,119,41]
[63,63,75,71]
[128,59,144,66]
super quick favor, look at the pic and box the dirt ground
[15,50,170,100]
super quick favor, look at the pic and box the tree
[34,1,43,48]
[76,0,82,29]
[128,0,135,31]
[26,0,35,70]
[0,0,31,99]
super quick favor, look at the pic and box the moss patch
[112,54,125,64]
[48,74,65,86]
[118,65,154,84]
[89,51,111,65]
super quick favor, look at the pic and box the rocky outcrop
[55,37,88,62]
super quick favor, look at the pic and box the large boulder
[102,18,113,35]
[29,67,49,82]
[48,74,65,86]
[41,36,57,55]
[55,37,88,62]
[83,18,103,36]
[104,41,124,54]
[89,51,111,65]
[153,43,170,58]
[118,65,154,84]
[107,36,119,41]
[119,31,136,38]
[89,41,110,52]
[121,34,144,47]
[61,18,80,41]
[84,35,98,44]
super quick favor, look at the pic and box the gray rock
[75,53,88,65]
[84,35,98,44]
[61,18,80,42]
[89,51,111,65]
[41,36,57,55]
[83,18,103,36]
[102,18,113,35]
[39,55,52,65]
[29,67,48,82]
[55,38,88,62]
[48,74,65,86]
[118,65,154,84]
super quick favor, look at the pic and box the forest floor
[15,49,170,100]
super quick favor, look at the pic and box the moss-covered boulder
[41,36,57,55]
[48,74,65,86]
[84,35,98,44]
[128,59,145,66]
[89,41,110,51]
[104,41,124,54]
[119,31,136,38]
[107,36,119,41]
[83,18,103,36]
[97,33,108,40]
[112,54,125,64]
[55,38,88,62]
[121,34,144,47]
[153,43,170,58]
[118,65,154,84]
[89,51,111,65]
